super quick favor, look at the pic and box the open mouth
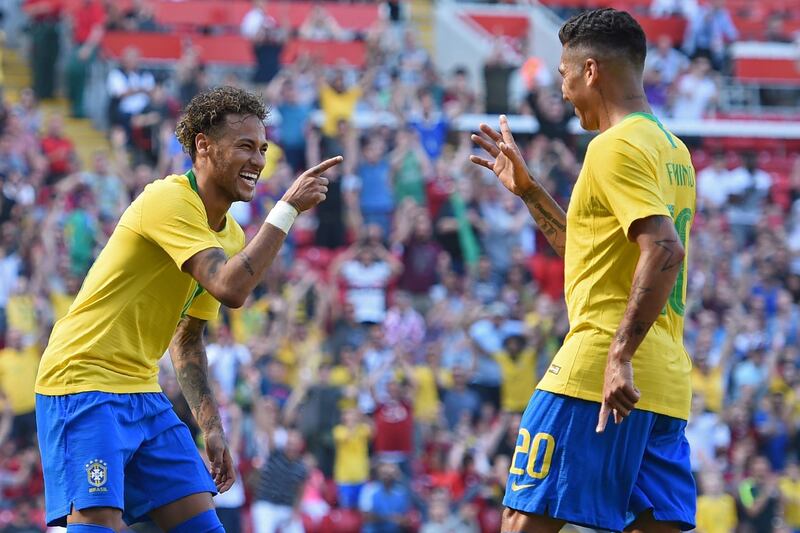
[239,171,258,186]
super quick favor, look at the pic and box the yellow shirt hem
[35,382,162,396]
[536,383,689,421]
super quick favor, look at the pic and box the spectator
[420,490,480,533]
[646,35,690,85]
[371,377,414,469]
[106,47,155,132]
[0,499,41,533]
[240,0,289,87]
[727,153,773,247]
[352,137,395,237]
[333,407,372,509]
[697,151,733,211]
[671,56,718,119]
[360,461,413,533]
[26,0,62,100]
[40,114,77,185]
[442,366,480,431]
[332,236,402,325]
[65,0,105,118]
[206,324,252,399]
[493,333,537,414]
[695,471,737,533]
[682,0,738,71]
[383,291,426,354]
[779,462,800,532]
[393,206,442,304]
[251,429,308,533]
[0,330,38,447]
[736,456,781,532]
[299,5,349,42]
[389,127,431,206]
[409,90,449,161]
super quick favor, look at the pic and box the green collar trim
[624,112,677,148]
[186,169,199,194]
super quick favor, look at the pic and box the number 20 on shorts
[509,429,555,479]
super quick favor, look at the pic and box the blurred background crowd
[0,0,799,531]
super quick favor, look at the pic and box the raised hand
[470,115,537,198]
[282,155,343,212]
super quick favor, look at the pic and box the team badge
[85,459,108,492]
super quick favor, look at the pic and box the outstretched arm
[169,316,235,492]
[597,215,685,431]
[470,115,567,257]
[183,156,342,308]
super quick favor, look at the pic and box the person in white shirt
[697,151,733,210]
[106,47,155,129]
[206,324,252,398]
[671,56,718,119]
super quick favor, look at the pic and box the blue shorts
[503,390,696,532]
[36,392,217,527]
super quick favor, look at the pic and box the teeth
[240,172,257,181]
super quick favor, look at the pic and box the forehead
[219,113,266,143]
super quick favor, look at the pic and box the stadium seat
[280,40,367,68]
[635,16,686,45]
[734,57,800,84]
[101,32,182,61]
[463,13,530,39]
[320,509,362,533]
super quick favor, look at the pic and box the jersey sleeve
[591,138,671,238]
[139,182,222,270]
[186,290,221,321]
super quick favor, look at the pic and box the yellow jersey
[0,346,40,414]
[319,83,361,137]
[780,477,800,527]
[36,172,245,395]
[333,423,371,484]
[538,113,695,420]
[695,494,737,533]
[495,349,537,413]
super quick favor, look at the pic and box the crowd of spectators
[1,0,800,532]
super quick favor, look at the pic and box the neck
[193,166,231,231]
[596,79,652,133]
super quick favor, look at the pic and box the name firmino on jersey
[666,163,695,187]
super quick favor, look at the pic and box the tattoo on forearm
[239,251,255,276]
[614,319,650,345]
[521,190,567,256]
[654,239,683,272]
[170,317,222,434]
[630,283,653,305]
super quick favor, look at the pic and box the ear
[195,133,210,159]
[584,58,599,87]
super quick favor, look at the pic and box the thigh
[36,393,138,527]
[502,508,564,533]
[503,390,655,532]
[123,407,217,525]
[627,416,697,531]
[149,492,215,531]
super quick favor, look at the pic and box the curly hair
[558,8,647,69]
[176,86,267,162]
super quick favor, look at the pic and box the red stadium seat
[734,57,800,84]
[320,509,362,533]
[464,13,530,39]
[635,16,687,45]
[193,35,254,66]
[101,32,182,61]
[280,40,367,68]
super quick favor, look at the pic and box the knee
[68,507,122,529]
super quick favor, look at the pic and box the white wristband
[266,201,298,234]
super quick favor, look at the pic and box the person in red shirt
[40,114,77,186]
[66,0,106,118]
[372,377,414,474]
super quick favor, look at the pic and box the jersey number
[662,206,691,317]
[509,429,555,479]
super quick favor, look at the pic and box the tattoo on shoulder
[203,249,227,278]
[239,251,255,276]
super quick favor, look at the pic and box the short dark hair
[176,86,267,162]
[558,8,647,69]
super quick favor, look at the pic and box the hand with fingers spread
[469,115,538,198]
[282,155,343,212]
[596,357,641,433]
[205,430,236,492]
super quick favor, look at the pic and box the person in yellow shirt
[0,329,40,446]
[34,86,342,532]
[493,334,537,414]
[695,472,737,533]
[780,462,800,532]
[332,408,373,509]
[470,9,696,532]
[317,69,374,137]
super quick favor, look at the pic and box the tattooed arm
[597,215,685,432]
[520,185,567,257]
[169,316,235,491]
[182,156,343,308]
[469,115,567,257]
